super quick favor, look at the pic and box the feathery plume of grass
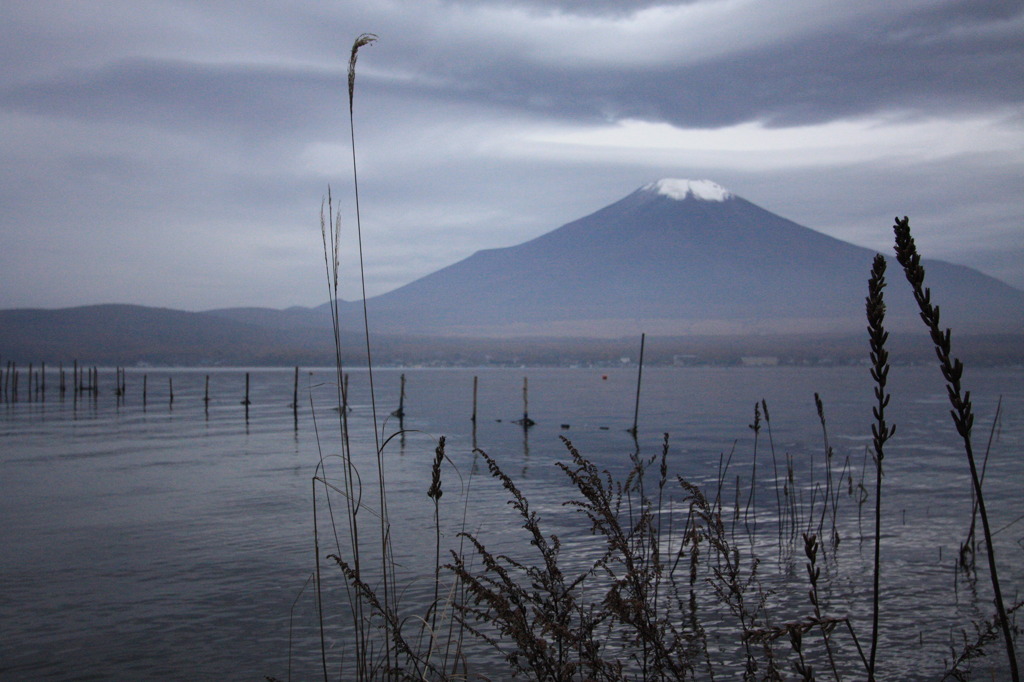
[804,532,841,680]
[345,32,401,677]
[866,253,896,681]
[745,402,760,527]
[428,436,445,634]
[892,216,1018,682]
[813,392,839,550]
[348,33,377,116]
[762,399,785,551]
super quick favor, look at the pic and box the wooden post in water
[523,376,529,426]
[242,372,251,420]
[143,374,148,409]
[515,376,535,428]
[629,333,645,438]
[169,376,174,407]
[471,375,478,424]
[343,373,350,413]
[471,375,479,449]
[41,362,46,402]
[292,366,299,420]
[391,373,406,418]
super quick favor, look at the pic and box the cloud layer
[2,0,1022,309]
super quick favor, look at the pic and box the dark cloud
[7,2,1019,132]
[440,0,691,16]
[370,1,1024,128]
[0,0,1021,310]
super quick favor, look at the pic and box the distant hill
[203,305,333,331]
[0,304,340,366]
[2,180,1021,366]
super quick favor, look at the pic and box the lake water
[1,365,1022,680]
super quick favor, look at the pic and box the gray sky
[2,0,1022,310]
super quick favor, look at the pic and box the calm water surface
[2,366,1022,679]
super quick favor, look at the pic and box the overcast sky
[2,0,1022,311]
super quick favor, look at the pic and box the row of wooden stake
[2,364,536,430]
[0,360,276,414]
[2,334,648,430]
[1,359,104,403]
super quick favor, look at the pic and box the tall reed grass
[274,34,1021,682]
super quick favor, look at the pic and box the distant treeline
[2,304,1021,368]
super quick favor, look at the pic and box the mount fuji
[319,179,1024,338]
[5,180,1022,365]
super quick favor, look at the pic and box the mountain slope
[331,179,1024,337]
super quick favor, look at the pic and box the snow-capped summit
[644,179,732,202]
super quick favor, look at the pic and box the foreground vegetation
[271,35,1020,681]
